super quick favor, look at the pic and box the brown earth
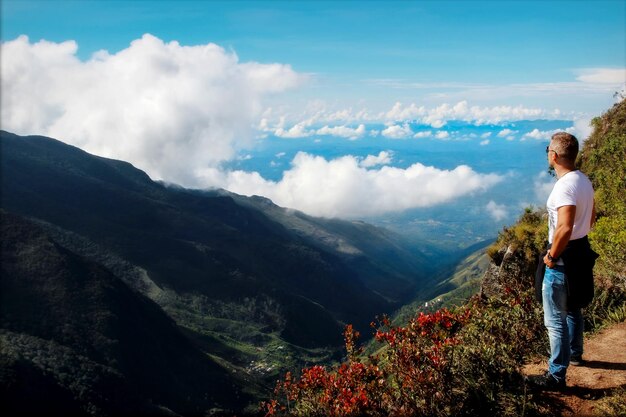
[523,320,626,416]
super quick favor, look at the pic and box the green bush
[580,99,626,290]
[487,208,547,267]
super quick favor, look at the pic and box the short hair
[550,132,579,162]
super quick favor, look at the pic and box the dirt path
[523,320,626,416]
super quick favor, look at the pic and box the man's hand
[544,251,556,269]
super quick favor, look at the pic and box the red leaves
[374,308,468,349]
[266,360,383,416]
[263,285,546,417]
[265,310,471,416]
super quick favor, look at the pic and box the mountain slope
[0,131,414,343]
[229,193,434,302]
[0,130,437,409]
[0,210,247,416]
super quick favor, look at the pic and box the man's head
[549,132,579,165]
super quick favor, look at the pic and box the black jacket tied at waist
[534,236,600,309]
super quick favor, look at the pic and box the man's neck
[554,164,576,179]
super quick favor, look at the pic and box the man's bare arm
[544,205,575,268]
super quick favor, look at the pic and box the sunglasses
[546,146,558,157]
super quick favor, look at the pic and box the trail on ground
[523,320,626,416]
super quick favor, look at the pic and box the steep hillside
[390,240,492,327]
[0,130,438,409]
[0,210,247,416]
[579,99,626,290]
[230,193,435,302]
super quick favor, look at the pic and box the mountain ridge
[0,129,444,413]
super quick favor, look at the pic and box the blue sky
[3,1,625,111]
[2,0,625,245]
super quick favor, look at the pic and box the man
[531,132,596,390]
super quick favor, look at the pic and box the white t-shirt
[547,170,594,244]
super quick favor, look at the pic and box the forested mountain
[0,130,438,414]
[1,211,247,416]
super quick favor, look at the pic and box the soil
[523,320,626,417]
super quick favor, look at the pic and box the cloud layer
[4,35,582,220]
[201,152,503,218]
[1,34,305,185]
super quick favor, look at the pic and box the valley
[0,130,486,414]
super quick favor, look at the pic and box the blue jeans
[542,265,584,382]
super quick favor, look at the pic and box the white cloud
[385,102,427,120]
[381,123,413,139]
[486,200,507,221]
[208,152,502,217]
[572,118,594,142]
[521,126,577,141]
[576,68,626,84]
[316,124,366,140]
[522,128,546,140]
[481,132,492,139]
[360,151,393,168]
[1,34,305,186]
[275,123,313,138]
[435,131,450,140]
[534,171,555,203]
[497,128,517,138]
[202,152,503,218]
[480,139,490,146]
[260,100,564,134]
[275,152,286,158]
[414,131,432,138]
[381,100,550,127]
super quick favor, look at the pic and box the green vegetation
[580,100,626,291]
[393,240,493,327]
[595,387,626,417]
[486,207,547,268]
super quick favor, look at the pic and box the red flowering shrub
[370,308,470,416]
[262,286,547,417]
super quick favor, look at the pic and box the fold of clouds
[316,124,366,140]
[1,34,306,185]
[382,123,413,139]
[522,126,576,141]
[199,152,503,218]
[414,131,432,138]
[360,151,393,168]
[263,100,566,135]
[497,128,518,138]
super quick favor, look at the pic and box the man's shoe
[527,371,566,390]
[570,355,585,366]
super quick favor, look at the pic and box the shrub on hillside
[486,208,547,267]
[580,99,626,289]
[262,284,547,417]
